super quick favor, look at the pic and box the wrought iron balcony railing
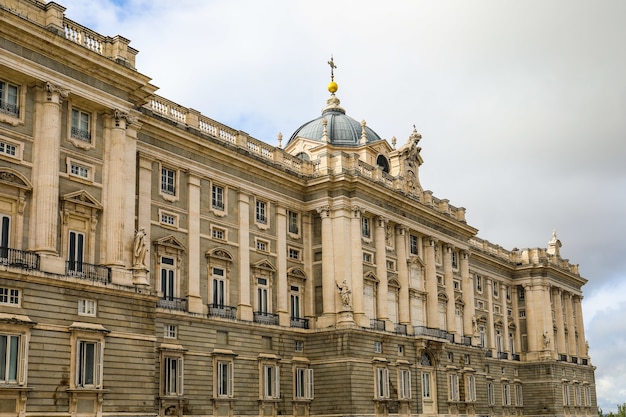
[254,311,278,325]
[66,261,111,283]
[158,297,187,311]
[459,336,472,346]
[413,326,454,342]
[208,304,237,319]
[394,323,408,335]
[498,352,509,360]
[511,353,521,361]
[485,350,493,358]
[0,247,39,269]
[370,319,385,331]
[290,317,309,329]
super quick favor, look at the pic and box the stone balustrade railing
[469,237,580,275]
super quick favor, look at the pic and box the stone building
[0,1,596,417]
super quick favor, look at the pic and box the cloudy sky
[56,0,626,411]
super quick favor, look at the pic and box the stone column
[317,206,335,327]
[276,206,289,326]
[303,213,315,326]
[573,295,587,359]
[351,206,366,327]
[186,172,203,314]
[395,225,410,326]
[102,111,131,268]
[423,237,438,328]
[443,244,455,334]
[134,154,152,287]
[238,192,252,321]
[553,288,566,355]
[564,292,576,357]
[501,283,510,354]
[523,283,538,353]
[511,286,521,354]
[460,250,474,337]
[375,217,389,328]
[30,82,68,254]
[486,279,495,352]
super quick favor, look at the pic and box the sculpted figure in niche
[543,331,551,349]
[133,227,148,268]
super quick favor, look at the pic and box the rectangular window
[212,227,225,240]
[494,305,501,314]
[516,384,523,406]
[163,356,183,395]
[68,230,85,274]
[465,375,476,402]
[422,372,431,399]
[0,334,20,383]
[409,234,418,255]
[584,386,591,406]
[295,367,314,400]
[212,267,225,306]
[294,341,303,352]
[290,286,301,319]
[488,382,495,405]
[256,239,268,252]
[164,324,177,339]
[71,108,91,142]
[78,299,96,316]
[476,276,483,292]
[363,252,372,263]
[374,341,382,353]
[263,364,280,399]
[161,168,176,195]
[0,80,19,116]
[70,162,90,179]
[256,200,267,224]
[361,217,371,238]
[257,278,268,313]
[0,288,19,306]
[76,340,101,388]
[448,374,459,401]
[288,248,300,260]
[217,360,233,397]
[519,310,526,318]
[518,286,525,301]
[0,141,17,157]
[453,280,461,290]
[399,369,411,399]
[160,257,176,300]
[503,383,512,406]
[493,281,500,298]
[288,211,299,234]
[0,215,9,258]
[451,251,458,268]
[160,212,176,226]
[476,300,485,310]
[563,384,571,406]
[375,367,389,399]
[211,185,224,210]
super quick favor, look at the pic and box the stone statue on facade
[543,331,551,349]
[133,227,148,269]
[337,280,352,309]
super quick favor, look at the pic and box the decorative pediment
[61,190,102,210]
[388,278,400,288]
[0,168,32,191]
[207,248,233,262]
[252,259,276,272]
[154,235,186,252]
[364,271,378,283]
[476,313,488,323]
[455,296,465,306]
[408,255,425,267]
[287,267,306,279]
[437,291,448,301]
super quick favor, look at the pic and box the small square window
[212,227,226,240]
[453,280,461,290]
[519,310,526,318]
[70,162,90,179]
[0,141,17,157]
[288,248,300,260]
[363,252,373,264]
[256,239,268,252]
[164,324,177,339]
[386,260,395,271]
[78,299,96,316]
[476,300,485,310]
[160,211,178,227]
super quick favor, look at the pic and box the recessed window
[76,340,102,388]
[409,234,419,255]
[453,280,461,290]
[216,360,234,398]
[386,260,396,271]
[476,275,483,292]
[363,252,373,264]
[437,275,444,285]
[451,251,458,268]
[255,200,267,224]
[448,373,460,401]
[164,324,177,339]
[476,300,485,310]
[0,140,17,157]
[374,341,382,353]
[162,355,183,395]
[294,340,303,352]
[494,305,501,314]
[211,226,226,241]
[295,367,314,400]
[493,281,500,298]
[256,239,269,252]
[0,80,19,117]
[71,108,91,142]
[361,217,371,238]
[518,286,525,301]
[288,247,300,260]
[70,162,90,179]
[78,299,96,316]
[0,287,20,306]
[211,184,225,211]
[375,367,390,399]
[262,364,280,399]
[288,211,299,234]
[519,310,526,318]
[160,167,176,196]
[159,211,178,227]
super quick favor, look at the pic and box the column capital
[113,109,138,128]
[316,205,331,218]
[423,236,438,247]
[395,224,407,235]
[44,81,69,103]
[376,216,388,228]
[460,249,471,259]
[351,205,364,218]
[442,243,454,253]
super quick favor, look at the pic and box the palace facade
[0,1,596,417]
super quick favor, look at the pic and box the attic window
[296,152,310,161]
[376,155,389,173]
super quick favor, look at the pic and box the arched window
[295,152,310,161]
[376,155,390,173]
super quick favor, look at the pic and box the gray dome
[288,97,382,147]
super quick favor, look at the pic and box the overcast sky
[56,0,626,411]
